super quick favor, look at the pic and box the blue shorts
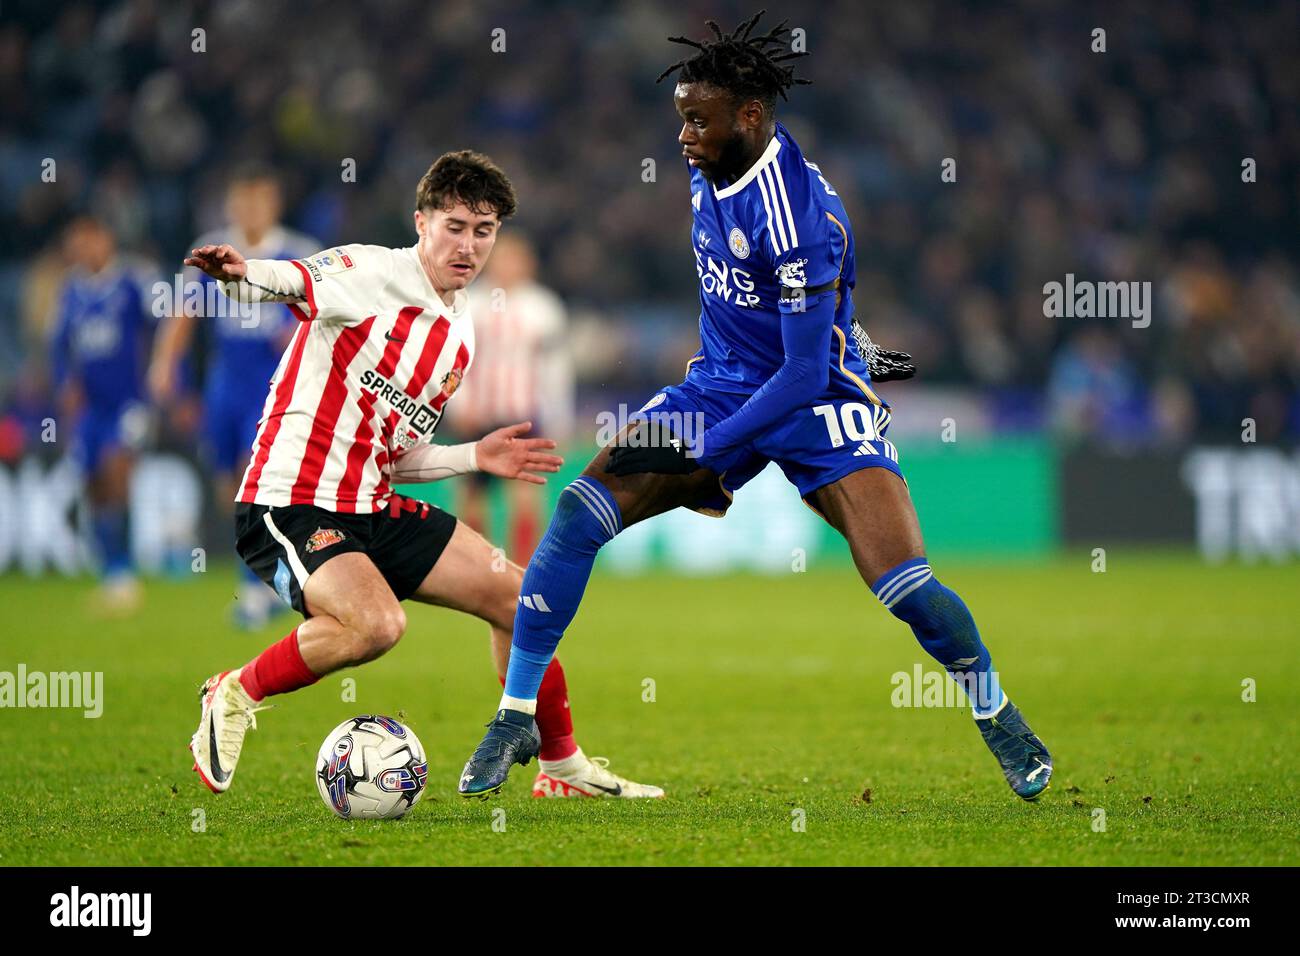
[204,387,264,473]
[636,376,903,517]
[71,404,145,475]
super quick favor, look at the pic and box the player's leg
[191,508,404,793]
[808,466,1052,799]
[460,414,727,796]
[224,459,280,629]
[503,427,725,693]
[87,441,140,613]
[410,519,664,797]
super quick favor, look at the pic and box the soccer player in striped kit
[187,151,661,800]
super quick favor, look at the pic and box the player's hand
[868,345,916,382]
[184,244,247,283]
[606,435,701,476]
[477,422,563,485]
[854,323,916,382]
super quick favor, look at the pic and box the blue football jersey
[187,225,320,393]
[686,122,880,406]
[51,258,159,409]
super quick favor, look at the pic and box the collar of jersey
[712,135,782,200]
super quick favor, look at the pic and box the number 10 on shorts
[813,402,877,448]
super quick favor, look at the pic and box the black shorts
[234,495,458,617]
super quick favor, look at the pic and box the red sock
[499,657,576,761]
[240,628,319,701]
[511,510,539,565]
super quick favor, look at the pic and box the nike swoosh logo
[385,332,407,342]
[208,717,228,783]
[584,780,622,796]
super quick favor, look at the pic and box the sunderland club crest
[304,527,346,553]
[440,367,464,400]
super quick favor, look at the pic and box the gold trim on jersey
[832,325,882,407]
[820,211,880,406]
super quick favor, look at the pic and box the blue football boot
[458,708,541,798]
[975,699,1053,800]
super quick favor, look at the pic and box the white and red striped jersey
[237,243,475,513]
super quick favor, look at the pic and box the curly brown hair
[415,150,517,219]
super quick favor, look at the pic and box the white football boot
[532,747,665,799]
[189,669,267,793]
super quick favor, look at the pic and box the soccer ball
[315,715,428,820]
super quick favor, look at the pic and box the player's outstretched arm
[186,246,307,305]
[389,423,562,485]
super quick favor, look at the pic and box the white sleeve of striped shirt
[388,441,479,482]
[217,258,306,303]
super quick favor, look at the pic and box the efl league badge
[729,227,750,259]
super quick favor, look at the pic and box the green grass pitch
[1,553,1296,866]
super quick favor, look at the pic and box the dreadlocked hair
[655,10,811,111]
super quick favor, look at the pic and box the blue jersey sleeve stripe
[771,161,800,248]
[756,167,788,254]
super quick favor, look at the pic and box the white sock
[540,746,586,775]
[973,691,1009,720]
[498,694,536,715]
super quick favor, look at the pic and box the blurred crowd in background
[2,0,1298,465]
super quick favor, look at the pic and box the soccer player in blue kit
[149,166,319,628]
[51,215,159,612]
[460,13,1053,801]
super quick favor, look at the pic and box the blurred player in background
[50,215,160,613]
[148,166,319,628]
[453,232,573,563]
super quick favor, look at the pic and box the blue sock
[93,507,131,579]
[502,477,622,705]
[872,557,1004,717]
